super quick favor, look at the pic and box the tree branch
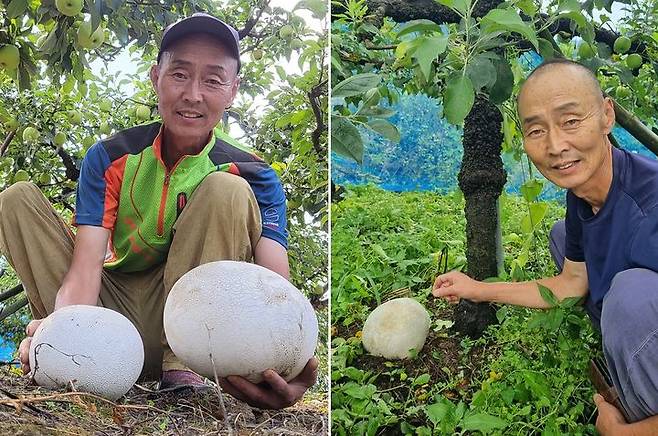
[0,129,17,157]
[308,80,327,156]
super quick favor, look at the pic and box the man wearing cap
[2,13,317,409]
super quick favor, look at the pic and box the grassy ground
[331,186,601,435]
[0,365,327,435]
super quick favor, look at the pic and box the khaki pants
[0,172,261,380]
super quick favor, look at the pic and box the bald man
[433,59,658,435]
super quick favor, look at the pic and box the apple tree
[0,0,329,365]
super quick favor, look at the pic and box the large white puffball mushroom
[362,298,431,359]
[29,305,144,400]
[164,261,318,383]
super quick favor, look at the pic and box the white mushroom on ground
[361,298,431,359]
[163,261,318,383]
[29,305,144,400]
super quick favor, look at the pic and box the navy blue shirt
[565,146,658,320]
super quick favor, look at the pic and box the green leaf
[413,373,431,386]
[538,284,559,307]
[527,311,548,329]
[356,106,396,118]
[372,243,390,261]
[6,0,28,19]
[496,306,508,323]
[461,413,507,432]
[396,19,442,38]
[545,308,565,330]
[489,58,514,104]
[520,179,543,202]
[426,401,454,425]
[331,116,364,164]
[521,202,548,232]
[442,74,474,125]
[333,73,381,98]
[86,0,102,31]
[538,38,556,60]
[436,0,469,15]
[367,119,400,143]
[466,54,496,92]
[560,296,583,308]
[517,0,538,16]
[480,8,538,50]
[559,10,588,30]
[414,35,449,80]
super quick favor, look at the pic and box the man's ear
[149,64,160,90]
[602,96,615,134]
[228,76,240,107]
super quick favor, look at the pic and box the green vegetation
[331,186,600,435]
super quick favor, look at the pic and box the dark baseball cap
[158,12,241,72]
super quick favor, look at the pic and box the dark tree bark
[455,96,506,337]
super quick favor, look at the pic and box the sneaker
[158,370,210,392]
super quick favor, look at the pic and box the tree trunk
[455,96,506,338]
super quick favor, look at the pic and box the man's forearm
[254,237,290,280]
[618,415,658,436]
[54,268,103,309]
[54,225,109,310]
[481,275,581,308]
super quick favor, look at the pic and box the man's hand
[18,319,43,375]
[432,271,486,304]
[218,357,318,409]
[594,393,627,435]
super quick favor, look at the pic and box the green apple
[4,118,19,130]
[38,173,52,185]
[626,53,643,69]
[0,44,20,71]
[82,136,95,150]
[77,21,105,50]
[55,0,83,16]
[22,126,39,143]
[577,42,595,59]
[616,85,631,99]
[290,39,303,50]
[99,122,111,135]
[279,25,294,40]
[252,49,263,60]
[53,131,67,147]
[68,110,82,125]
[613,36,631,54]
[13,169,29,183]
[99,98,112,112]
[135,105,151,121]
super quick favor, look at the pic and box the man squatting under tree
[0,13,317,410]
[433,59,657,435]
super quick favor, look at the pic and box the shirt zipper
[157,172,171,237]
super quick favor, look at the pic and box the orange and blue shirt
[74,122,287,272]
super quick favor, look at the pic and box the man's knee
[194,172,256,212]
[601,268,658,353]
[0,181,39,211]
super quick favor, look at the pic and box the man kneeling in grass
[433,58,657,435]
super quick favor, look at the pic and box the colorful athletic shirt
[74,122,287,272]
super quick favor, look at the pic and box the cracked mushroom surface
[29,305,144,400]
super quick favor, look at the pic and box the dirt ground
[0,366,328,435]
